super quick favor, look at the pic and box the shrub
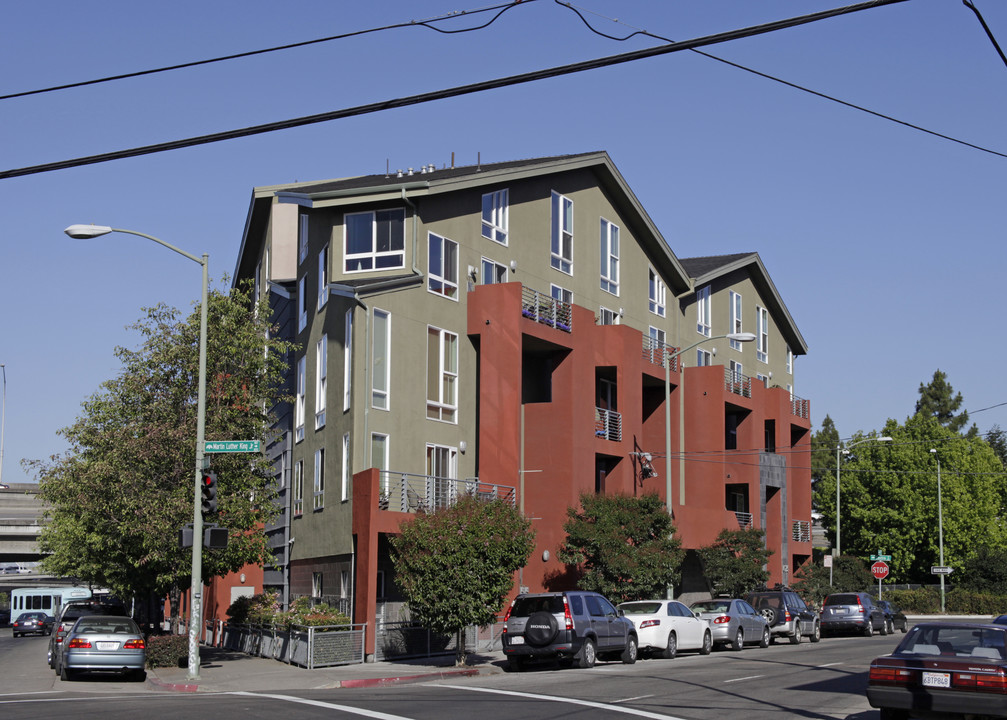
[225,591,350,629]
[146,634,188,668]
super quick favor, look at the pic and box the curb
[146,675,200,693]
[336,665,496,689]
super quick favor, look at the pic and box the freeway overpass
[0,483,43,565]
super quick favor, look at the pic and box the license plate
[96,641,118,651]
[923,672,951,688]
[510,636,525,645]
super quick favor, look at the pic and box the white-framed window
[372,309,390,410]
[426,326,458,423]
[551,284,572,304]
[297,276,307,332]
[757,306,768,363]
[344,310,353,411]
[299,213,309,265]
[697,348,712,366]
[253,260,261,303]
[293,460,304,516]
[697,285,711,337]
[481,189,508,245]
[344,209,405,272]
[757,372,770,387]
[317,244,329,310]
[550,191,573,274]
[649,268,666,317]
[481,257,507,284]
[599,218,619,295]
[312,572,323,597]
[341,432,350,502]
[371,433,388,472]
[315,336,327,429]
[599,306,620,326]
[730,291,743,349]
[786,345,793,374]
[295,355,306,442]
[730,359,744,382]
[649,326,666,347]
[426,443,457,484]
[313,448,325,510]
[428,233,458,299]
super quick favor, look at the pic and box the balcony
[725,368,752,398]
[735,511,754,529]
[790,393,810,420]
[792,520,811,543]
[642,336,680,372]
[595,407,622,442]
[521,286,572,333]
[378,472,516,513]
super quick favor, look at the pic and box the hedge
[882,587,1007,615]
[146,634,189,668]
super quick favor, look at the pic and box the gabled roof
[679,252,808,355]
[234,152,693,296]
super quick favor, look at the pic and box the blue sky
[2,0,1006,485]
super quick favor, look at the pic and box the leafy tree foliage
[810,415,840,517]
[390,496,534,665]
[916,369,976,437]
[792,555,873,608]
[558,493,684,602]
[959,547,1007,595]
[28,282,294,602]
[986,425,1007,470]
[697,528,771,597]
[838,415,1007,583]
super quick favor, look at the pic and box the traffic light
[200,470,218,518]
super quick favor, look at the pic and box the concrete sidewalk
[146,646,507,693]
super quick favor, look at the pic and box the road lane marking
[232,691,414,720]
[614,694,656,704]
[723,675,765,683]
[818,662,842,668]
[439,685,690,720]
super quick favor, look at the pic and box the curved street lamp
[930,448,945,613]
[65,224,208,681]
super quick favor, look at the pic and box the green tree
[558,493,684,602]
[810,415,840,536]
[390,496,535,666]
[697,528,771,597]
[27,282,294,607]
[959,547,1007,595]
[839,415,1007,583]
[915,369,976,437]
[986,425,1007,469]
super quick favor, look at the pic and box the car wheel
[700,630,712,655]
[810,622,821,643]
[887,619,895,635]
[662,631,678,659]
[900,622,908,634]
[863,621,874,638]
[731,628,744,651]
[790,623,802,644]
[880,618,889,636]
[60,662,74,682]
[621,635,638,665]
[760,607,778,625]
[508,656,529,672]
[576,638,597,669]
[759,626,770,648]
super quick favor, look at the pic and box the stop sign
[871,560,890,580]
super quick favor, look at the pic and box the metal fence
[374,621,504,662]
[221,623,366,669]
[379,471,516,513]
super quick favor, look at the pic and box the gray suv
[502,591,638,670]
[820,592,887,637]
[745,588,821,644]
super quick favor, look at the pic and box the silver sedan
[56,615,146,681]
[690,598,770,650]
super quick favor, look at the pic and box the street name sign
[204,440,261,453]
[870,554,892,562]
[931,566,954,575]
[871,561,890,580]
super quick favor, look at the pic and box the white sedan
[618,600,712,659]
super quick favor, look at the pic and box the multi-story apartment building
[232,151,811,657]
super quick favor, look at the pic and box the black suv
[745,588,821,644]
[502,591,638,670]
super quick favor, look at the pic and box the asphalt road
[0,628,897,719]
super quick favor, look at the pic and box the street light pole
[834,435,892,582]
[0,363,6,488]
[931,448,945,613]
[65,224,209,681]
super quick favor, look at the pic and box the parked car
[502,591,638,670]
[745,588,821,644]
[876,600,908,634]
[618,600,713,658]
[690,598,770,651]
[12,611,54,637]
[820,592,887,637]
[55,615,146,682]
[868,622,1007,719]
[49,601,127,669]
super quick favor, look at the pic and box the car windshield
[510,596,564,617]
[748,595,781,609]
[824,594,859,606]
[620,602,663,615]
[897,625,1006,659]
[691,601,730,613]
[73,620,139,634]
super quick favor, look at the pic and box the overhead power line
[1,0,914,180]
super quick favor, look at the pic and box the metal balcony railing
[521,286,572,333]
[725,368,752,398]
[378,472,516,513]
[735,511,754,529]
[792,520,811,543]
[594,407,622,442]
[790,393,810,419]
[642,336,680,371]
